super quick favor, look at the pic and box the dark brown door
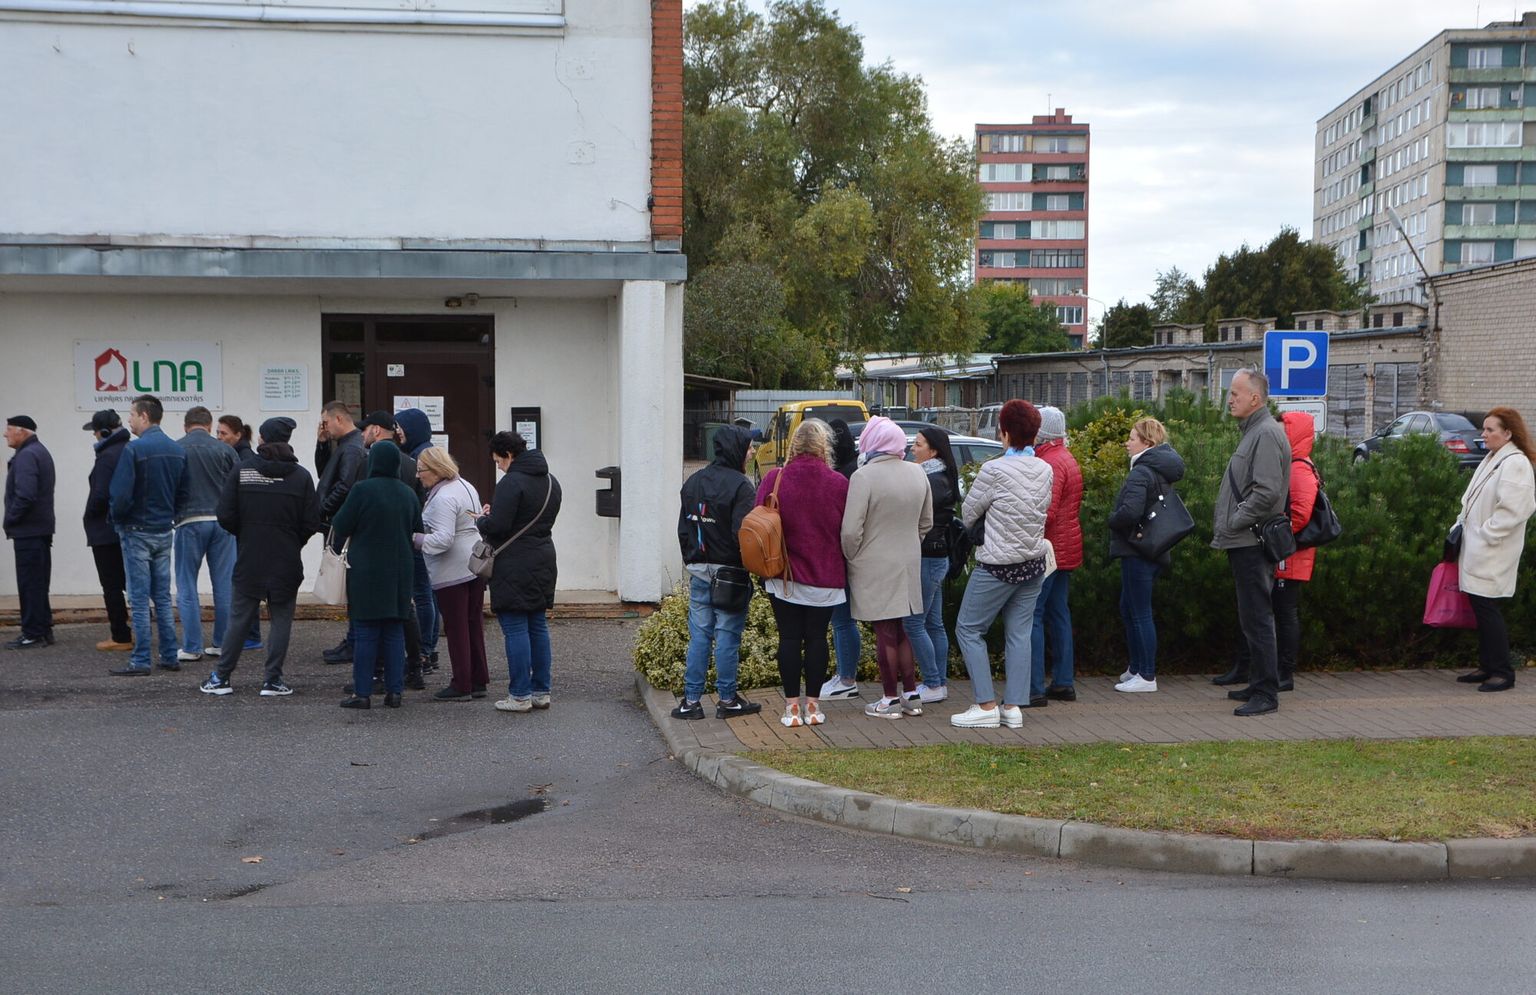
[373,351,495,501]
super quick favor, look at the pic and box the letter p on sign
[1263,330,1329,397]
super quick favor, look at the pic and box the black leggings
[770,596,833,699]
[1468,594,1514,680]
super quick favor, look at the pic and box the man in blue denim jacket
[108,395,187,676]
[173,406,237,662]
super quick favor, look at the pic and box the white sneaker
[864,698,903,720]
[820,676,860,699]
[916,683,949,703]
[1115,675,1158,693]
[804,700,825,726]
[1119,669,1134,683]
[999,704,1024,729]
[205,645,222,657]
[494,695,533,712]
[950,704,1001,728]
[781,702,803,728]
[176,649,203,663]
[532,693,551,710]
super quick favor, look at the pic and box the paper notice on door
[335,373,362,417]
[392,395,446,431]
[431,433,451,451]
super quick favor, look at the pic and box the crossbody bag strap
[491,477,554,556]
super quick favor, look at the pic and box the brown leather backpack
[738,467,793,580]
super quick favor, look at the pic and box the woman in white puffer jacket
[950,399,1054,730]
[1454,406,1536,693]
[412,447,488,701]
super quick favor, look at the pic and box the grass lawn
[750,737,1536,841]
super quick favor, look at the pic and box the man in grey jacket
[174,406,238,662]
[1212,369,1291,716]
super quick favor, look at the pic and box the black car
[1353,411,1486,470]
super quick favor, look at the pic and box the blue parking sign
[1263,331,1329,397]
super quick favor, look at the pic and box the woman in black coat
[477,431,562,713]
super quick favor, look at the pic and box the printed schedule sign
[260,364,309,411]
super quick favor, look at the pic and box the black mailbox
[596,466,621,518]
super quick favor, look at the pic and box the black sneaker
[1045,684,1076,702]
[4,636,48,650]
[671,699,705,720]
[716,696,763,719]
[259,679,293,697]
[199,672,234,696]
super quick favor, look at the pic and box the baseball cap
[82,409,121,432]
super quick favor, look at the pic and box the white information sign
[1276,398,1328,432]
[431,433,451,452]
[515,419,539,450]
[260,364,309,411]
[393,396,446,430]
[75,340,222,411]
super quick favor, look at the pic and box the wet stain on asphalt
[418,798,550,841]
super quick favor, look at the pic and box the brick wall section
[651,0,684,247]
[1429,260,1536,415]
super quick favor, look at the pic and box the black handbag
[1126,485,1195,560]
[1293,460,1343,549]
[945,516,974,582]
[709,565,753,613]
[1226,464,1295,564]
[1442,522,1463,563]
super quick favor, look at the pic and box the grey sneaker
[864,698,903,720]
[900,692,924,716]
[259,680,293,697]
[495,695,533,713]
[532,693,551,710]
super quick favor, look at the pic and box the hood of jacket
[828,419,857,470]
[508,448,550,478]
[711,426,751,472]
[94,427,130,454]
[1282,411,1315,460]
[395,409,432,454]
[1135,442,1186,484]
[367,440,402,479]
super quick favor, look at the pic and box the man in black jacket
[671,426,761,720]
[82,410,133,650]
[314,401,365,662]
[4,415,56,649]
[200,417,319,697]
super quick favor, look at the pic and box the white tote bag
[313,531,350,605]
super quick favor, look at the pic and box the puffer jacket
[1276,412,1320,583]
[417,476,482,589]
[477,449,563,613]
[1108,443,1187,568]
[1035,439,1084,570]
[961,453,1053,566]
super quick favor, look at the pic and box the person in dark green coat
[330,441,422,709]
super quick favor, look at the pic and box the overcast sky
[686,0,1490,320]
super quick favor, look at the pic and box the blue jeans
[120,529,177,670]
[903,556,950,687]
[955,566,1042,707]
[830,594,861,681]
[175,520,235,653]
[413,551,439,655]
[1119,556,1160,680]
[683,575,748,702]
[352,619,404,696]
[499,610,551,699]
[1030,569,1075,695]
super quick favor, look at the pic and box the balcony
[1444,223,1535,239]
[1443,184,1525,201]
[1447,67,1532,84]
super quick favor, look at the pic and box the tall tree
[1099,298,1155,348]
[1191,227,1370,333]
[683,0,984,386]
[1149,266,1199,324]
[977,284,1072,355]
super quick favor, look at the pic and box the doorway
[321,315,496,501]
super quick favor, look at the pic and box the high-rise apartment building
[975,110,1090,348]
[1315,13,1536,305]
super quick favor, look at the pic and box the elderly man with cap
[200,417,320,697]
[83,410,133,650]
[4,415,56,649]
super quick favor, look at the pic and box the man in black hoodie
[199,417,319,697]
[671,426,762,720]
[82,410,133,650]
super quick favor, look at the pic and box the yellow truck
[751,399,870,481]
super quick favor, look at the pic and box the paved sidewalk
[663,669,1536,755]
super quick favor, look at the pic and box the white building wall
[0,0,652,244]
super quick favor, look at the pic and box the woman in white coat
[412,448,489,701]
[1455,406,1536,692]
[842,416,933,720]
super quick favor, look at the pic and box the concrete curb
[636,673,1534,882]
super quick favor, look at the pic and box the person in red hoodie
[756,419,849,728]
[1030,406,1084,705]
[1229,410,1319,700]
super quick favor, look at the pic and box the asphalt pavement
[2,619,1532,994]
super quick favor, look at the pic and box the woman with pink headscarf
[841,416,934,720]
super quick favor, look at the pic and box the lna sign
[74,341,223,411]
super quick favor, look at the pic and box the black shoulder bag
[1226,463,1295,564]
[1293,459,1343,549]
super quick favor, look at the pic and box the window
[977,251,1018,268]
[989,222,1017,240]
[1463,242,1496,265]
[1031,220,1085,239]
[1031,249,1084,268]
[986,192,1032,211]
[979,132,1025,153]
[1467,46,1504,68]
[1446,121,1522,148]
[1056,306,1084,325]
[980,163,1029,182]
[1036,136,1087,153]
[1040,164,1077,181]
[1462,203,1497,225]
[1043,194,1071,211]
[1464,87,1502,110]
[1030,278,1084,295]
[1462,165,1499,186]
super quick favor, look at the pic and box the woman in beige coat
[841,416,933,720]
[1454,406,1536,692]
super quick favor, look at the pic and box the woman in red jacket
[1229,410,1318,700]
[1031,406,1083,705]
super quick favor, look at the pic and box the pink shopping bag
[1423,561,1476,629]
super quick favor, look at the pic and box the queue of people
[2,394,563,716]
